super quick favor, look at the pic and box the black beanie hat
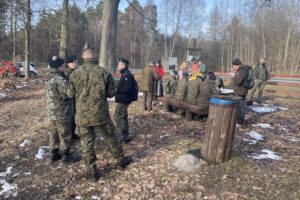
[49,58,64,68]
[66,55,77,63]
[118,58,129,65]
[232,58,241,65]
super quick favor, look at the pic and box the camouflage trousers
[143,91,153,110]
[77,119,124,168]
[247,80,267,103]
[114,103,129,132]
[237,95,245,125]
[49,120,71,151]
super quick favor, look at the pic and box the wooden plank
[266,82,300,87]
[265,89,300,97]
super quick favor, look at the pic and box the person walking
[114,58,137,143]
[248,57,270,104]
[67,44,132,181]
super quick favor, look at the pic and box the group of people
[45,44,136,182]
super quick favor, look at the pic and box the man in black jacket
[114,58,136,142]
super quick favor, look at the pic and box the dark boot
[71,133,80,140]
[120,130,132,143]
[118,156,132,168]
[61,149,80,163]
[87,164,100,182]
[50,149,61,163]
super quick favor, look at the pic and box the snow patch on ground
[75,196,81,200]
[0,179,18,197]
[244,131,264,144]
[0,166,13,177]
[286,136,300,142]
[138,92,143,96]
[92,196,101,200]
[35,146,49,160]
[19,139,31,147]
[24,172,31,176]
[173,154,200,172]
[250,103,288,113]
[251,149,282,160]
[0,92,8,98]
[252,123,273,129]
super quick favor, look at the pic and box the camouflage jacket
[45,68,71,121]
[197,80,219,107]
[253,63,270,81]
[164,76,177,98]
[67,59,116,126]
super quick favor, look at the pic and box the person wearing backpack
[247,57,270,104]
[230,58,253,128]
[114,58,137,143]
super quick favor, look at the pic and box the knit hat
[66,55,77,63]
[154,59,161,64]
[118,58,129,65]
[232,58,241,65]
[49,58,64,68]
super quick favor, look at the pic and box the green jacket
[197,80,219,107]
[45,68,71,121]
[67,59,115,126]
[230,65,251,96]
[253,63,270,81]
[140,65,159,93]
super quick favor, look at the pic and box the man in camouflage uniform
[67,45,132,181]
[247,57,270,104]
[114,58,136,143]
[45,58,73,163]
[64,55,80,141]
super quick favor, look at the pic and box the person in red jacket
[154,59,164,78]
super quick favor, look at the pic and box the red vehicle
[0,61,19,78]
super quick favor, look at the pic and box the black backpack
[242,67,255,89]
[132,77,139,101]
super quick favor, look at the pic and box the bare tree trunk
[24,0,31,80]
[12,0,17,61]
[282,26,292,70]
[290,41,300,73]
[59,0,68,60]
[99,0,120,72]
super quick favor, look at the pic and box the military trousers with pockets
[49,120,71,151]
[114,103,129,132]
[143,91,153,111]
[77,119,124,169]
[248,80,267,103]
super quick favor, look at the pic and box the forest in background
[0,0,299,74]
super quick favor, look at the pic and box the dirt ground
[0,77,299,200]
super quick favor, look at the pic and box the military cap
[49,58,64,68]
[232,58,241,65]
[66,55,77,63]
[118,58,129,65]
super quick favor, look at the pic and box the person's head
[49,58,64,72]
[259,57,267,64]
[117,58,129,72]
[232,58,242,67]
[206,72,216,81]
[82,48,96,60]
[154,59,161,67]
[197,59,202,65]
[66,55,77,70]
[180,61,190,70]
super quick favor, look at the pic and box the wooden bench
[157,97,209,121]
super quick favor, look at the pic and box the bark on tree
[24,0,31,80]
[59,0,68,60]
[99,0,120,72]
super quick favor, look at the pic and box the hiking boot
[71,133,80,140]
[61,149,80,163]
[87,164,100,182]
[50,149,61,163]
[120,130,133,143]
[118,156,132,168]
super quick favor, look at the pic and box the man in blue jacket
[114,58,136,142]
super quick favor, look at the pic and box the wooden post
[202,95,240,163]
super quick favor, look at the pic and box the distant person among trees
[141,63,159,111]
[153,59,164,101]
[154,59,164,78]
[247,57,270,104]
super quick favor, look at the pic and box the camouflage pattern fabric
[78,119,124,168]
[45,68,71,121]
[49,120,71,150]
[67,59,116,126]
[186,80,200,105]
[174,78,188,101]
[164,77,177,98]
[114,103,129,132]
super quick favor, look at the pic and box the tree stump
[201,95,240,163]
